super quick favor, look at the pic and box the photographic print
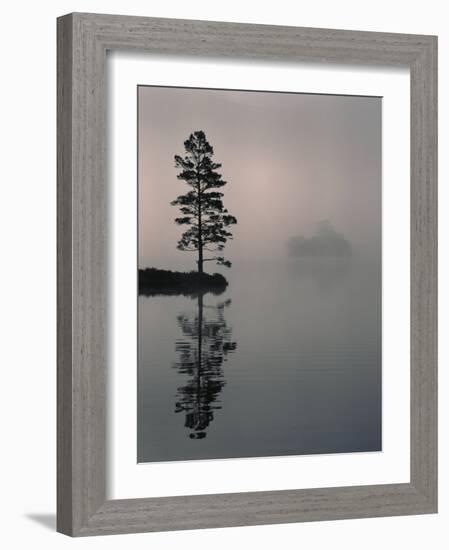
[138,85,381,463]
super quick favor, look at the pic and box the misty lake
[138,257,381,463]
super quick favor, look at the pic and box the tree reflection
[173,294,237,439]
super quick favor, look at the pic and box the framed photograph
[57,13,437,536]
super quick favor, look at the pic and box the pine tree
[172,131,237,273]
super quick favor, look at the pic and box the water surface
[138,258,381,462]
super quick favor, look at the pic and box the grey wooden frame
[57,12,437,537]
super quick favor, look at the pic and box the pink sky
[138,86,381,270]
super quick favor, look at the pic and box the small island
[139,268,228,297]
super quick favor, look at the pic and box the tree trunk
[197,246,203,274]
[197,178,203,273]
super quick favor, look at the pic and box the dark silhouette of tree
[172,131,237,273]
[173,295,237,439]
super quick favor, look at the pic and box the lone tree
[172,131,237,273]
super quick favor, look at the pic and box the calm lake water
[138,258,381,463]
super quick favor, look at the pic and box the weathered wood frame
[57,12,437,536]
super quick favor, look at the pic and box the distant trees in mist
[287,221,352,258]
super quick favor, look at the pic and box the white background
[0,1,445,549]
[109,55,410,498]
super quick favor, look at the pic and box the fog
[138,86,381,270]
